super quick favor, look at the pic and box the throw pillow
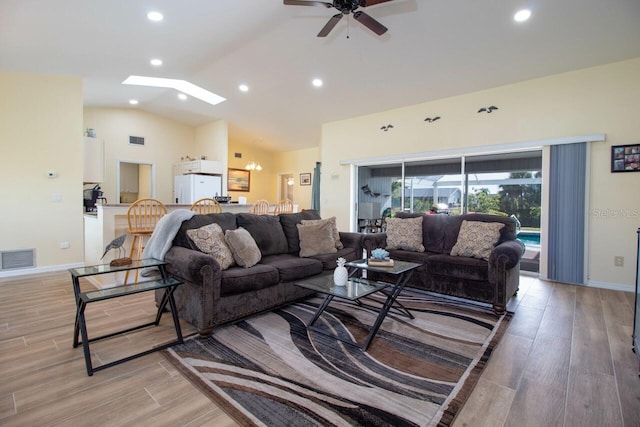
[224,227,262,268]
[186,223,236,270]
[297,222,338,257]
[385,216,425,252]
[300,217,344,250]
[450,220,505,260]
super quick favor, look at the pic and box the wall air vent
[0,249,35,271]
[129,136,145,146]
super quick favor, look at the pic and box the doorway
[117,161,155,203]
[279,173,295,202]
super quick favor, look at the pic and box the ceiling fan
[283,0,393,37]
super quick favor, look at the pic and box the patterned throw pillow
[300,216,343,249]
[224,227,262,268]
[186,223,235,270]
[450,220,505,260]
[297,222,338,257]
[385,216,425,252]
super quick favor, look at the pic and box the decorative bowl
[371,248,390,260]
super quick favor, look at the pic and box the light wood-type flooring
[1,271,638,426]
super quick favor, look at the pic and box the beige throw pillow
[450,220,504,260]
[186,223,236,270]
[297,222,338,257]
[300,216,343,249]
[385,216,425,252]
[224,227,261,268]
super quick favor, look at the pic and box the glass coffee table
[295,258,420,350]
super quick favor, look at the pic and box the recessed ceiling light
[312,78,323,87]
[150,58,163,66]
[514,9,531,22]
[177,93,187,100]
[122,75,226,106]
[147,11,164,22]
[239,84,249,92]
[129,99,139,105]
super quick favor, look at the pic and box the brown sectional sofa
[363,213,525,313]
[156,210,363,337]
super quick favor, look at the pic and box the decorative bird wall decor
[380,124,394,131]
[100,234,132,266]
[424,116,441,122]
[478,106,498,113]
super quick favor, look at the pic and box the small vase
[333,257,348,287]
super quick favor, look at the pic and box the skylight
[122,76,226,106]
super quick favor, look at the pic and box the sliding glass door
[356,150,543,271]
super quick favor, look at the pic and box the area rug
[163,291,512,426]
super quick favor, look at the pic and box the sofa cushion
[173,212,238,249]
[300,217,343,250]
[224,227,262,267]
[297,221,338,257]
[444,214,516,253]
[450,220,504,260]
[385,216,425,252]
[220,264,279,297]
[260,254,324,282]
[396,212,448,253]
[278,210,322,253]
[237,213,289,256]
[186,223,236,270]
[310,247,360,270]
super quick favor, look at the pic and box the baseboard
[586,280,635,293]
[0,262,84,279]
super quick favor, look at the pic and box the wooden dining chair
[124,198,167,284]
[190,197,222,214]
[249,199,270,215]
[274,198,294,215]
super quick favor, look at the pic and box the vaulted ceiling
[2,0,639,152]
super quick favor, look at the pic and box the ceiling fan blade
[353,11,388,35]
[360,0,394,6]
[317,13,343,37]
[283,0,333,7]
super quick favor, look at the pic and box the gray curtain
[311,162,321,211]
[548,142,586,284]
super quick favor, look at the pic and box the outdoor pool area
[517,230,540,247]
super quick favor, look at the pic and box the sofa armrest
[362,233,388,257]
[339,231,364,251]
[489,239,525,270]
[164,246,223,300]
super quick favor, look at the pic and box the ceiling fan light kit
[284,0,392,37]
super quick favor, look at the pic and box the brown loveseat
[156,210,363,337]
[363,213,524,313]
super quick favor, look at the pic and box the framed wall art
[300,173,311,186]
[228,168,251,191]
[611,144,640,172]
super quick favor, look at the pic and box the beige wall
[320,57,640,290]
[226,140,279,204]
[0,72,84,271]
[194,120,228,192]
[83,108,196,204]
[275,147,320,211]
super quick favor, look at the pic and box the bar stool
[274,198,294,215]
[249,199,270,214]
[190,197,222,214]
[124,198,167,284]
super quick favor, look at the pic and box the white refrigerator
[174,174,222,204]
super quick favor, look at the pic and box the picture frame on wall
[611,144,640,172]
[228,168,250,191]
[300,173,311,186]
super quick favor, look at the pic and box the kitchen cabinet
[173,160,224,176]
[83,137,104,183]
